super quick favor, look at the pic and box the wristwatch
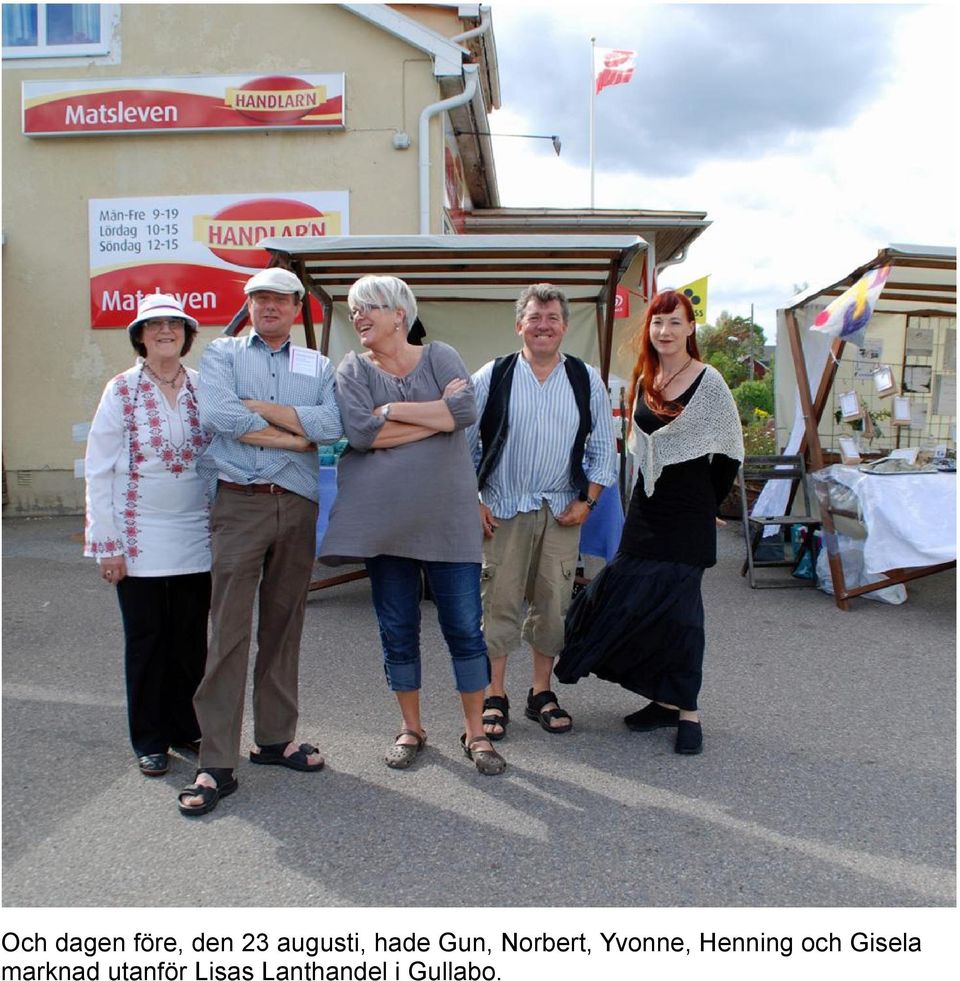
[585,496,598,511]
[381,403,391,421]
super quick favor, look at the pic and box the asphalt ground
[2,515,955,907]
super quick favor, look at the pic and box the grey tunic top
[318,341,483,565]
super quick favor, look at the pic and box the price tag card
[289,345,320,378]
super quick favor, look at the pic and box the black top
[619,369,740,568]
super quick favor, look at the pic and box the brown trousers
[194,487,318,769]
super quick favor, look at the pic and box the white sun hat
[127,293,199,333]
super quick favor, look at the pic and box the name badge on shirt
[289,345,321,378]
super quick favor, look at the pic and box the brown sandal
[385,729,426,769]
[460,733,506,775]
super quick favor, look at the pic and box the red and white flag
[594,47,636,94]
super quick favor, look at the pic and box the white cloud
[488,4,957,338]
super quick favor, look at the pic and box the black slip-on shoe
[624,702,680,731]
[138,752,169,776]
[674,720,703,755]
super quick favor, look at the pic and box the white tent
[775,244,956,464]
[240,233,651,381]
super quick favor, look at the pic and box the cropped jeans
[365,555,491,693]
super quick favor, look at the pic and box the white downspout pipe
[450,6,492,44]
[419,63,479,234]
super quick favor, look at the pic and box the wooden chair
[739,455,821,588]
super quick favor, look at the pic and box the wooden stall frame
[783,247,956,609]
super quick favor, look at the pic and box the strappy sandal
[525,688,573,734]
[460,734,506,775]
[385,729,426,769]
[482,694,510,741]
[177,769,238,817]
[249,741,324,771]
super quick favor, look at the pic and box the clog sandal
[460,734,506,776]
[385,729,426,769]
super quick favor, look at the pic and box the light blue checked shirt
[466,352,618,520]
[197,331,343,502]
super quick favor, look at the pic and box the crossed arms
[238,401,312,451]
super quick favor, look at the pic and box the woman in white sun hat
[84,292,212,779]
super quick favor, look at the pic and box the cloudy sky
[485,2,957,338]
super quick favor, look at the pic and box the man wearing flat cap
[178,267,343,817]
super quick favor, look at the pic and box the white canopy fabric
[775,244,956,449]
[250,233,651,378]
[784,244,956,318]
[758,245,956,523]
[256,233,649,302]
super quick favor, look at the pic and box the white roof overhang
[256,233,647,305]
[242,234,650,381]
[783,244,956,318]
[340,4,468,76]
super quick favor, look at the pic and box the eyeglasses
[142,319,186,330]
[349,304,390,320]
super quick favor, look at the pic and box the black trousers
[116,572,211,756]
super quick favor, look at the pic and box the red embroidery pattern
[94,369,211,560]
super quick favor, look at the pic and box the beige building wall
[2,4,460,514]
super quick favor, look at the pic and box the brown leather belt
[218,480,288,495]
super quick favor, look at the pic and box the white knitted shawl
[628,364,745,497]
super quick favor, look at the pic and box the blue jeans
[365,556,490,693]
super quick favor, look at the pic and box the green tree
[732,378,774,422]
[696,311,767,384]
[713,311,766,357]
[705,351,748,388]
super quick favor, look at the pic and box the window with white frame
[2,4,114,58]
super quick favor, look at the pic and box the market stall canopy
[247,233,650,379]
[775,243,956,469]
[461,207,710,272]
[784,244,956,318]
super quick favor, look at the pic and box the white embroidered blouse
[84,361,212,576]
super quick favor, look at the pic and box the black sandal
[177,769,238,817]
[249,741,324,772]
[482,695,510,741]
[525,688,573,734]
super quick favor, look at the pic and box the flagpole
[589,36,595,209]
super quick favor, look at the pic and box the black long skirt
[554,554,705,710]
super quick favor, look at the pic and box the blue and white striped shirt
[466,353,618,520]
[197,331,343,502]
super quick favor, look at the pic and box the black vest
[476,352,593,499]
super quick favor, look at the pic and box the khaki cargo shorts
[480,503,581,659]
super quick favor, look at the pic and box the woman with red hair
[555,290,743,754]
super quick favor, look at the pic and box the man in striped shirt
[466,283,617,741]
[178,267,343,817]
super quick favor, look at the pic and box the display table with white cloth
[811,464,956,607]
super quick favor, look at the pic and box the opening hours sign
[89,191,349,328]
